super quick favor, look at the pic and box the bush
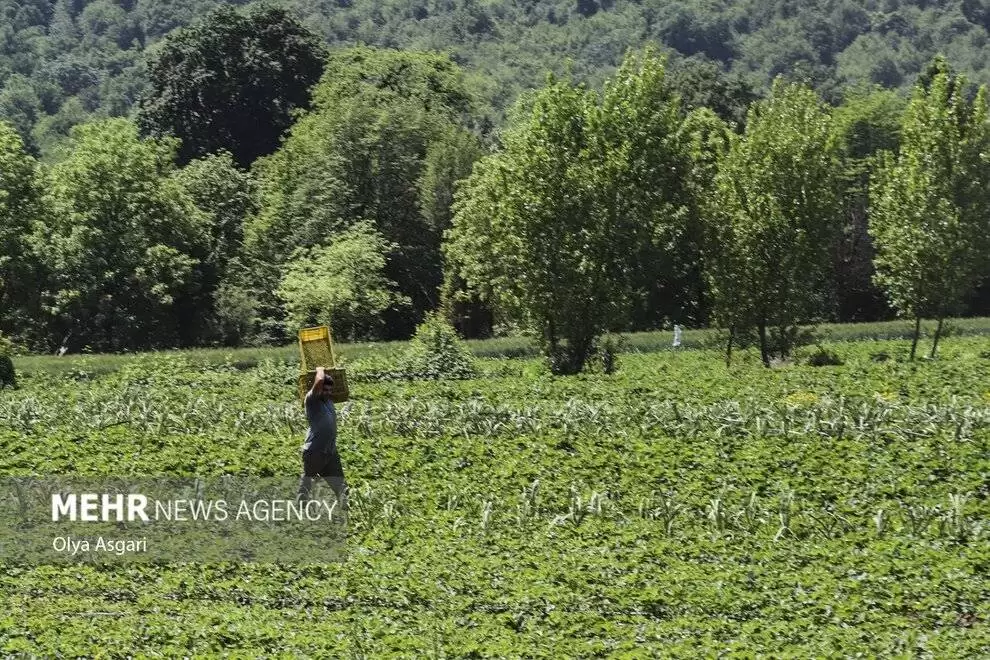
[806,346,844,367]
[402,313,476,379]
[594,334,627,374]
[0,334,17,389]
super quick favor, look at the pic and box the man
[298,366,348,511]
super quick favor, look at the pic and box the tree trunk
[929,316,944,359]
[725,326,734,367]
[909,316,921,361]
[758,322,770,368]
[778,325,789,361]
[545,318,570,375]
[573,335,593,374]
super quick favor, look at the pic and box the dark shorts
[302,450,345,479]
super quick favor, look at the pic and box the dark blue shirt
[302,391,337,454]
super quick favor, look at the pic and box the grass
[12,316,990,377]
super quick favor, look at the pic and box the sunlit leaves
[447,50,697,372]
[38,119,210,351]
[706,79,842,365]
[869,57,990,356]
[276,222,410,342]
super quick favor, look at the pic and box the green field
[2,333,989,655]
[12,316,990,376]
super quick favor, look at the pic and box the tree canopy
[706,79,842,366]
[243,47,483,340]
[38,119,210,351]
[3,1,990,157]
[447,51,700,373]
[869,57,990,358]
[137,5,326,167]
[277,222,410,342]
[0,120,45,341]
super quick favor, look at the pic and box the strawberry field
[1,337,989,656]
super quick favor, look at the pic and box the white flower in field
[673,325,682,348]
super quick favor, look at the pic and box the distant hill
[2,0,989,158]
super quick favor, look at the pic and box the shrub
[402,313,476,379]
[594,334,627,374]
[806,346,844,367]
[728,325,818,362]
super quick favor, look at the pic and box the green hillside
[3,0,990,157]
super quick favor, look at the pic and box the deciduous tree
[447,78,600,374]
[246,47,482,340]
[869,57,990,359]
[706,79,842,367]
[39,119,209,351]
[0,121,46,344]
[448,51,696,373]
[173,151,257,344]
[276,222,410,342]
[137,5,325,167]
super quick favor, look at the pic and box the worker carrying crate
[296,325,349,512]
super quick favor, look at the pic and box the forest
[3,0,990,158]
[1,1,989,368]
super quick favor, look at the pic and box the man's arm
[308,366,326,399]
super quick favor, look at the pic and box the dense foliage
[400,312,477,379]
[244,46,482,341]
[0,121,44,340]
[869,56,990,359]
[276,221,410,341]
[1,336,988,653]
[3,4,989,650]
[706,80,841,366]
[2,5,990,365]
[137,5,326,167]
[39,119,211,352]
[3,0,990,157]
[830,87,907,322]
[448,51,700,373]
[172,151,259,345]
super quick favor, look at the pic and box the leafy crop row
[1,337,988,655]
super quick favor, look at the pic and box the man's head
[320,373,334,401]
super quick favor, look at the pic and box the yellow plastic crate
[298,325,337,371]
[297,326,348,403]
[298,368,349,404]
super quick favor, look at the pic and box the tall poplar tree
[869,57,990,359]
[707,79,841,367]
[447,50,695,373]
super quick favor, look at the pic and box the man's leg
[297,450,321,501]
[320,451,348,512]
